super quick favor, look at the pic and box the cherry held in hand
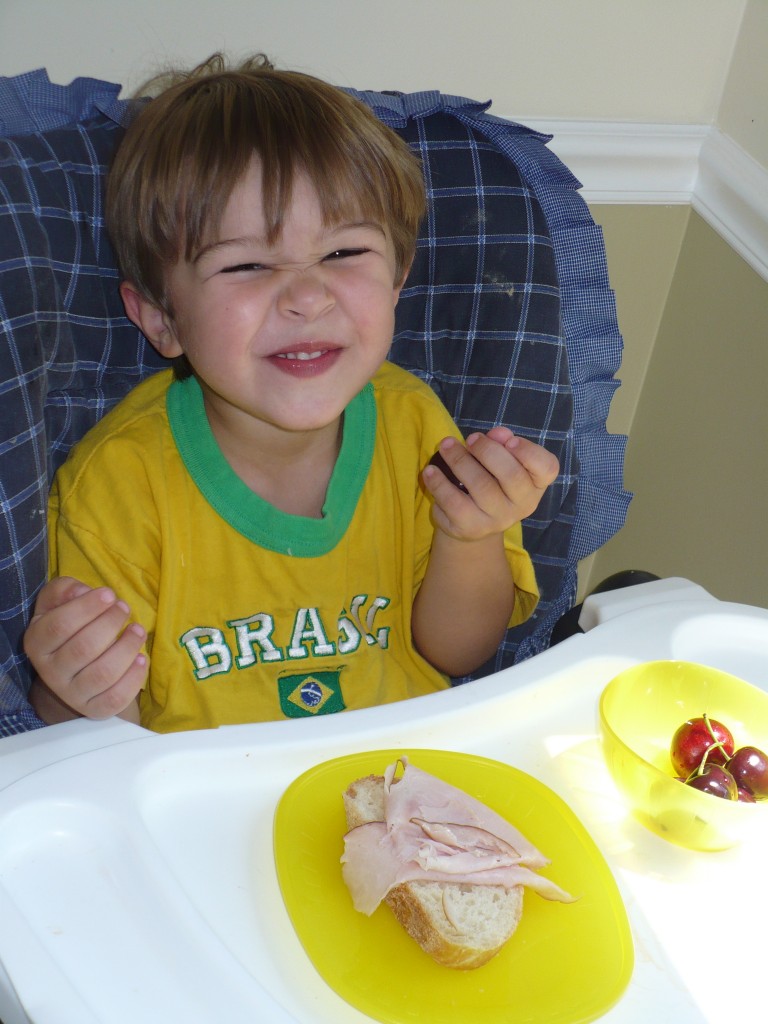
[428,450,468,492]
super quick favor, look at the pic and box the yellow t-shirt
[49,362,538,732]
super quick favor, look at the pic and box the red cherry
[727,746,768,798]
[685,762,738,800]
[670,715,735,777]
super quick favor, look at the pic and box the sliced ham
[341,757,574,915]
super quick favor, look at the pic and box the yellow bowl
[599,660,768,851]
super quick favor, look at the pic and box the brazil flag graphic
[278,670,346,718]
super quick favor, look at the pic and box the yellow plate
[273,749,633,1024]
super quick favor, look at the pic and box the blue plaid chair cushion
[0,72,167,734]
[0,70,630,734]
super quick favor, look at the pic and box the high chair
[0,69,630,735]
[7,69,768,1024]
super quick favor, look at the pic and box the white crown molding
[526,119,707,204]
[693,129,768,283]
[524,118,768,282]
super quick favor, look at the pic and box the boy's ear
[119,281,184,358]
[393,262,412,304]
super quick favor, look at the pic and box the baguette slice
[343,774,523,969]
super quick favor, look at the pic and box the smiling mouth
[269,346,341,377]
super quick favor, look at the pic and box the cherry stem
[702,712,730,761]
[686,746,712,782]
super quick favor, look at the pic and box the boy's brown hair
[106,54,426,311]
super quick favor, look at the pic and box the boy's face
[127,157,405,445]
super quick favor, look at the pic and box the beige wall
[575,0,768,609]
[590,205,691,438]
[718,0,768,166]
[585,209,768,608]
[0,0,746,122]
[575,205,689,598]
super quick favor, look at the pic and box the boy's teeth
[278,350,324,360]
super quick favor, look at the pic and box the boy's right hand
[24,577,148,722]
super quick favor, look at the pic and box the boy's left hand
[423,427,559,541]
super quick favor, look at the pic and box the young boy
[25,55,558,733]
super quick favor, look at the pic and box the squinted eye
[220,263,266,274]
[323,248,369,261]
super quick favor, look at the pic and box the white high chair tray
[1,583,767,1024]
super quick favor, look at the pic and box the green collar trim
[167,376,376,556]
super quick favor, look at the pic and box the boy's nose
[277,269,335,320]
